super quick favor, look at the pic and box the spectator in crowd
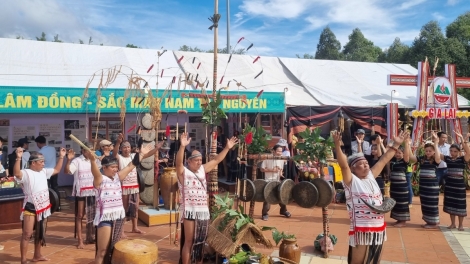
[8,138,30,175]
[351,129,371,155]
[35,135,60,210]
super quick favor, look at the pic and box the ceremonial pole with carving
[208,0,221,211]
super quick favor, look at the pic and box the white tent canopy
[0,38,468,108]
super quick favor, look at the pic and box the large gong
[49,188,59,214]
[239,179,255,202]
[278,179,295,205]
[253,179,268,202]
[312,178,334,207]
[292,181,319,208]
[263,181,281,205]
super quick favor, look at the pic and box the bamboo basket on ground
[206,213,273,257]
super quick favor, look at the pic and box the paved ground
[1,188,469,263]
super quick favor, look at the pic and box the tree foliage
[380,38,410,63]
[315,26,342,60]
[296,53,314,59]
[36,32,47,41]
[342,28,383,62]
[179,45,245,54]
[126,44,139,48]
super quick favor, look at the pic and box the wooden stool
[112,239,158,264]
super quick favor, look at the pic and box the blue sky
[1,0,468,57]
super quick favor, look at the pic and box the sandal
[280,211,291,218]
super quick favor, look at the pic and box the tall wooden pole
[208,0,219,213]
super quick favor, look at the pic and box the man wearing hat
[95,139,113,160]
[351,129,371,155]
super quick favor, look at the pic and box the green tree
[52,34,62,42]
[296,53,314,59]
[315,26,342,60]
[446,11,470,46]
[179,45,205,52]
[408,21,449,74]
[79,39,84,44]
[342,28,383,62]
[126,44,139,48]
[36,32,47,41]
[16,35,24,39]
[380,37,410,63]
[208,46,245,54]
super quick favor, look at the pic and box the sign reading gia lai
[0,86,285,114]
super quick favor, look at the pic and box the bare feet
[458,227,465,231]
[121,233,128,239]
[77,242,85,249]
[409,204,412,208]
[422,224,439,229]
[32,256,49,262]
[448,225,456,229]
[131,228,146,234]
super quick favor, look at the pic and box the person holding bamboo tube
[176,132,237,264]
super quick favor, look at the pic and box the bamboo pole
[208,0,219,212]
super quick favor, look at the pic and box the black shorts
[76,196,86,202]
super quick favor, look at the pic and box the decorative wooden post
[208,0,220,212]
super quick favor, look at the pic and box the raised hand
[59,148,67,158]
[356,135,363,144]
[374,135,382,145]
[392,131,407,146]
[431,131,438,142]
[226,136,239,150]
[332,131,342,147]
[87,150,96,161]
[139,143,153,157]
[67,149,75,160]
[16,147,24,158]
[454,130,463,139]
[117,133,124,143]
[180,132,191,147]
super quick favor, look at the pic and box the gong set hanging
[237,177,334,208]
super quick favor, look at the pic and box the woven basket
[206,213,273,257]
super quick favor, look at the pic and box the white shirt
[21,152,30,169]
[15,168,54,220]
[351,141,371,155]
[39,145,56,169]
[261,159,285,181]
[437,143,450,168]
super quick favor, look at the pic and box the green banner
[0,86,285,114]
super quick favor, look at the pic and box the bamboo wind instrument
[169,191,173,245]
[69,134,99,159]
[174,190,180,246]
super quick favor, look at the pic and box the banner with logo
[0,86,285,114]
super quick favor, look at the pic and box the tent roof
[0,38,468,108]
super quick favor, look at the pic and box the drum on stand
[253,179,268,202]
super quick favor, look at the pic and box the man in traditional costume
[89,143,152,264]
[332,130,405,264]
[113,133,161,237]
[13,148,66,264]
[176,132,237,264]
[65,142,101,248]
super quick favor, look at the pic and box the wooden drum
[112,239,158,264]
[160,167,178,210]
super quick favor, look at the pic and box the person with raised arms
[332,130,406,264]
[14,147,66,264]
[176,132,237,264]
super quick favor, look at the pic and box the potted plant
[238,124,272,178]
[293,127,335,258]
[272,229,300,263]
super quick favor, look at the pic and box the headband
[29,157,45,162]
[121,142,131,148]
[103,160,118,166]
[348,153,367,167]
[188,153,202,160]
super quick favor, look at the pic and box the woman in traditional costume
[389,135,411,227]
[176,132,237,264]
[89,144,151,264]
[441,131,470,231]
[408,132,441,229]
[332,130,406,264]
[364,136,388,195]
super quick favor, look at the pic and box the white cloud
[432,12,445,21]
[398,0,426,10]
[234,12,245,23]
[240,0,313,19]
[447,0,459,6]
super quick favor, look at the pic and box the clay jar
[279,238,301,263]
[160,167,178,210]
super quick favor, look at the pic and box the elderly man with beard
[113,133,162,237]
[177,132,237,264]
[14,147,66,264]
[332,130,406,264]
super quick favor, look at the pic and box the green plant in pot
[272,229,300,263]
[293,127,335,258]
[239,124,272,155]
